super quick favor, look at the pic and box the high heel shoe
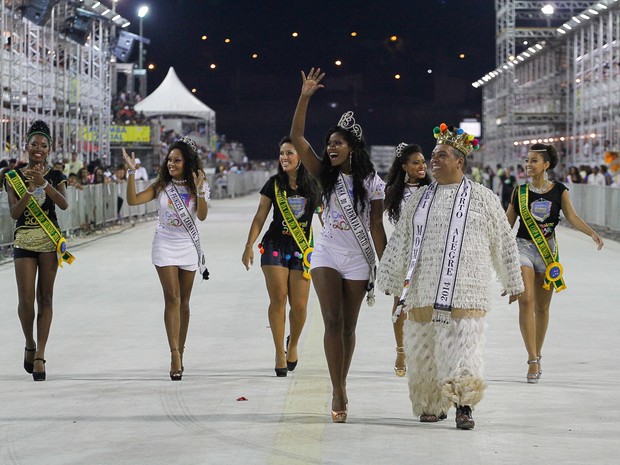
[331,410,347,423]
[527,359,539,384]
[170,349,182,381]
[32,358,46,381]
[24,347,36,374]
[285,335,298,371]
[394,346,406,377]
[275,367,288,377]
[537,355,542,379]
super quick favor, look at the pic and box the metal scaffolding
[1,0,128,163]
[478,0,619,169]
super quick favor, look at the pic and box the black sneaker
[455,405,475,430]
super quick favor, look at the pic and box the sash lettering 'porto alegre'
[164,184,209,280]
[274,182,313,280]
[395,177,472,325]
[518,184,565,292]
[334,173,377,306]
[5,170,75,267]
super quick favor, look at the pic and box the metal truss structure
[1,0,128,163]
[476,0,620,168]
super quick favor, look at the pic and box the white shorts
[310,243,370,280]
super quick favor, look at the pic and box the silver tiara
[395,142,408,158]
[337,111,363,141]
[179,136,197,153]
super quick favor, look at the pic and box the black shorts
[260,240,304,271]
[13,247,45,259]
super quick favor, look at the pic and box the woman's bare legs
[312,267,367,413]
[15,252,58,376]
[391,296,406,375]
[518,266,553,379]
[156,266,196,375]
[262,265,289,371]
[286,269,311,365]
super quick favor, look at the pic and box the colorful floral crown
[179,135,197,153]
[337,111,363,141]
[433,123,479,156]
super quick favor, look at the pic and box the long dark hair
[384,144,431,224]
[153,139,203,198]
[275,136,321,215]
[319,127,375,214]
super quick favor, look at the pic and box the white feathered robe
[377,180,524,416]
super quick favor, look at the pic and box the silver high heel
[527,359,539,384]
[537,355,542,379]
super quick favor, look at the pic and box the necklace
[172,179,187,185]
[529,180,550,194]
[406,182,420,187]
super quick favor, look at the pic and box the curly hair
[275,137,321,216]
[529,143,559,170]
[384,144,431,224]
[319,127,376,214]
[153,139,203,198]
[27,120,52,145]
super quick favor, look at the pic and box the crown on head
[337,111,363,141]
[433,123,479,156]
[395,142,408,158]
[179,135,197,153]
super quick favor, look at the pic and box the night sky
[115,0,496,159]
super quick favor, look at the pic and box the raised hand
[121,148,136,170]
[193,169,206,190]
[24,164,45,189]
[300,68,325,97]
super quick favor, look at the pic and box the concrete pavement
[1,195,619,465]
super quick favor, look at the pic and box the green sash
[274,182,313,279]
[5,170,75,267]
[518,184,564,291]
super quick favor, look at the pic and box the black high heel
[32,358,46,381]
[24,347,36,374]
[275,367,288,377]
[170,349,182,381]
[285,335,298,372]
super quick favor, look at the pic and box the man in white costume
[377,123,524,429]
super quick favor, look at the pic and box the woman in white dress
[383,143,430,377]
[122,137,209,380]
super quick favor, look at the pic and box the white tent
[134,66,216,124]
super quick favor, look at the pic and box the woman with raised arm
[506,143,603,383]
[383,143,430,377]
[122,136,209,381]
[242,137,320,377]
[4,120,72,381]
[290,68,387,423]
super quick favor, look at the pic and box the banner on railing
[82,126,151,143]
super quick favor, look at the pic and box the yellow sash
[518,184,564,291]
[274,182,313,279]
[6,170,75,266]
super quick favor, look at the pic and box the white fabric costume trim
[404,318,487,416]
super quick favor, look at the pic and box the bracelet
[40,180,49,189]
[26,188,35,195]
[127,169,136,175]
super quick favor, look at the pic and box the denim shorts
[517,237,556,274]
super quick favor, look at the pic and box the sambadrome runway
[1,195,618,465]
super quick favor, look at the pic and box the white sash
[164,184,209,280]
[393,177,472,324]
[334,173,377,306]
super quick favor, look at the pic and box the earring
[404,172,410,183]
[544,170,549,181]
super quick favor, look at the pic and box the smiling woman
[122,136,210,381]
[4,120,70,382]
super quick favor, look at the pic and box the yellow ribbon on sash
[274,182,313,279]
[518,184,564,291]
[6,170,75,267]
